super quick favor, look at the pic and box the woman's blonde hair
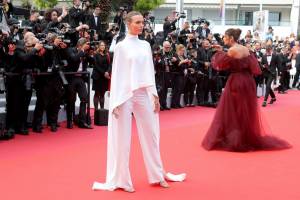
[176,44,185,53]
[125,11,142,23]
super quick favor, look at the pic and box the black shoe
[78,122,93,129]
[262,101,267,107]
[16,128,29,135]
[67,121,73,129]
[164,107,171,110]
[1,129,15,140]
[190,104,195,107]
[160,107,165,111]
[279,91,287,94]
[50,125,57,132]
[269,98,276,104]
[32,127,43,133]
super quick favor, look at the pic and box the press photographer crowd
[1,0,300,140]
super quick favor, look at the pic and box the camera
[149,16,155,23]
[88,40,100,51]
[119,6,128,12]
[191,18,209,26]
[176,12,186,19]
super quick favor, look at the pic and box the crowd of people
[0,0,300,141]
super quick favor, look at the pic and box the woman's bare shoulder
[228,45,250,59]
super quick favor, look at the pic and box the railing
[154,19,291,27]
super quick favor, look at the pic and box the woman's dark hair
[225,28,242,42]
[44,8,60,22]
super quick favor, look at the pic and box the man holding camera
[32,34,68,133]
[5,32,43,135]
[197,39,217,107]
[163,15,178,40]
[196,21,210,39]
[65,37,92,129]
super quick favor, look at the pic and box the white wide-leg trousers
[95,88,165,190]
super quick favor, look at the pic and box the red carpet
[1,91,300,200]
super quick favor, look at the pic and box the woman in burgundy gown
[202,28,291,152]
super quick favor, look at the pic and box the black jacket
[261,53,280,75]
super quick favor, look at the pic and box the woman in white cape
[92,11,186,193]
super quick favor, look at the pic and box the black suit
[6,46,39,133]
[197,47,217,105]
[65,47,90,126]
[32,47,66,131]
[253,50,264,87]
[86,14,102,37]
[163,19,177,39]
[278,52,291,92]
[292,53,300,88]
[196,27,210,39]
[261,53,280,101]
[68,6,85,28]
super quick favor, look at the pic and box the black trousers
[32,76,64,128]
[292,69,300,87]
[196,75,217,104]
[66,76,88,124]
[264,74,276,101]
[6,76,32,131]
[196,75,204,104]
[171,74,184,107]
[278,70,289,92]
[184,75,196,105]
[155,71,170,108]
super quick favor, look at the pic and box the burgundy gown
[202,51,291,152]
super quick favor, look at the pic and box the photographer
[170,44,188,108]
[0,30,14,139]
[196,21,210,39]
[69,0,88,28]
[32,34,68,133]
[184,49,197,106]
[21,10,43,34]
[277,47,292,94]
[157,41,175,110]
[197,39,217,107]
[65,37,92,129]
[5,32,43,135]
[113,7,127,34]
[141,24,155,46]
[178,22,191,46]
[163,15,178,40]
